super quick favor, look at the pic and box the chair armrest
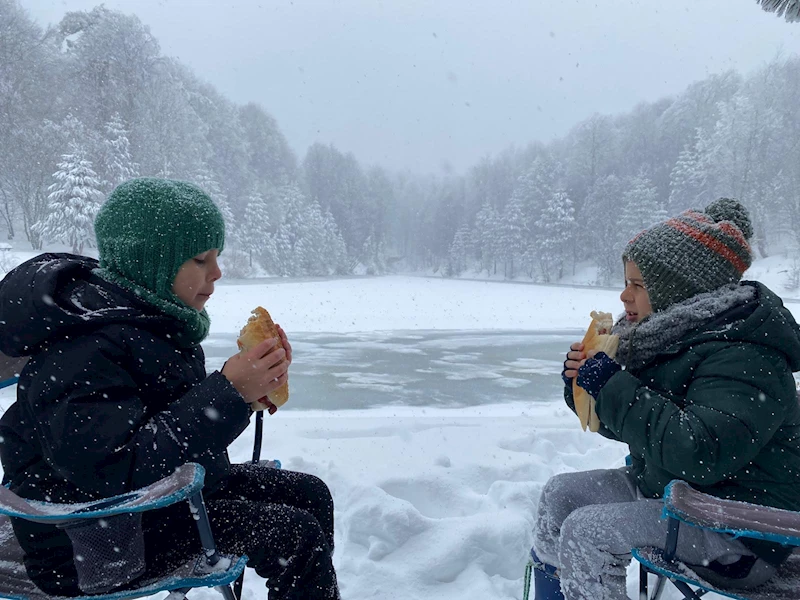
[663,480,800,547]
[0,463,205,524]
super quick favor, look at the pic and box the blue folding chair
[524,452,800,600]
[0,463,247,600]
[0,369,279,600]
[634,480,800,600]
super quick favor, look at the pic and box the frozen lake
[202,330,576,410]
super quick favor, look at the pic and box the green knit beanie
[94,178,225,345]
[622,197,753,313]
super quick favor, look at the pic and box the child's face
[620,261,652,322]
[172,249,222,310]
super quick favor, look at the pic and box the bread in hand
[572,311,619,432]
[237,307,289,412]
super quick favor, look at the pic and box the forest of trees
[3,0,800,282]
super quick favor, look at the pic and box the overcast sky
[21,0,800,174]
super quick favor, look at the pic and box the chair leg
[639,563,648,600]
[189,492,225,569]
[651,575,667,600]
[217,585,238,600]
[233,571,245,600]
[671,580,703,600]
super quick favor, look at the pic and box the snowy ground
[2,251,797,599]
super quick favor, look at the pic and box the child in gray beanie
[532,198,800,600]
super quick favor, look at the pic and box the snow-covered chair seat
[634,479,800,600]
[0,463,246,600]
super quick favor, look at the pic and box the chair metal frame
[0,377,270,600]
[0,463,246,600]
[634,480,800,600]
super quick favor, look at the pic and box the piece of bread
[572,311,619,432]
[237,307,289,412]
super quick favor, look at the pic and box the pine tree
[474,202,500,275]
[274,184,342,276]
[448,224,473,275]
[192,168,236,228]
[499,195,526,278]
[34,143,104,254]
[510,156,558,237]
[274,185,305,276]
[535,190,575,282]
[620,173,661,241]
[302,200,333,275]
[102,113,139,190]
[322,209,348,275]
[238,193,277,270]
[585,175,626,284]
[668,143,707,214]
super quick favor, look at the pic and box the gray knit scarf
[611,283,757,372]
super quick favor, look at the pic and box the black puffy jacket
[0,254,251,593]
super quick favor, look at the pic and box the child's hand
[561,342,586,386]
[221,338,289,405]
[576,352,621,398]
[275,324,292,364]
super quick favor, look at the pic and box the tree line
[2,0,800,283]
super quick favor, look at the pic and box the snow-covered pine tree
[511,156,557,236]
[698,91,783,257]
[275,184,334,276]
[448,224,473,276]
[238,192,277,270]
[321,208,348,275]
[33,143,104,254]
[499,194,526,278]
[668,143,708,214]
[620,173,661,241]
[192,167,236,229]
[535,190,575,282]
[584,175,626,285]
[359,228,387,275]
[303,200,335,275]
[757,0,800,22]
[273,185,302,276]
[474,202,500,276]
[101,113,139,191]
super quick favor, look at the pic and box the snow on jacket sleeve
[596,343,792,486]
[25,332,252,497]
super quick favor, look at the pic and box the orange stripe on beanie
[666,219,750,275]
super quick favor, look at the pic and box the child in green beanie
[0,178,340,599]
[532,198,800,600]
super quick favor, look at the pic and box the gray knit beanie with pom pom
[622,197,753,312]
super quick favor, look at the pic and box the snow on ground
[2,250,795,599]
[206,276,625,335]
[208,276,768,600]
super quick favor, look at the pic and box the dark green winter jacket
[566,281,800,561]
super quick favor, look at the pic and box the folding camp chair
[523,470,800,599]
[0,354,278,600]
[0,462,247,600]
[634,480,800,600]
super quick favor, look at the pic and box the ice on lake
[202,330,573,410]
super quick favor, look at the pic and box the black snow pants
[142,463,339,600]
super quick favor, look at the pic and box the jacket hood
[0,253,178,357]
[684,281,800,371]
